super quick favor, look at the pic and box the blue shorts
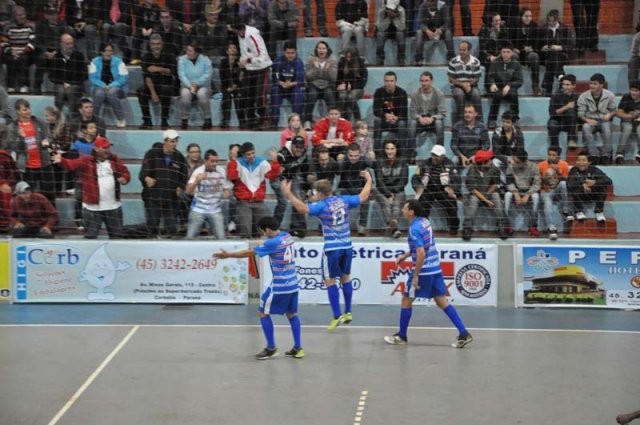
[259,286,299,315]
[405,272,446,299]
[321,248,353,280]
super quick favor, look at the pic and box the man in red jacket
[10,181,58,238]
[227,142,281,238]
[52,136,131,239]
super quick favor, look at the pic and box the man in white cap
[139,129,188,237]
[411,144,461,236]
[52,136,131,239]
[10,181,58,238]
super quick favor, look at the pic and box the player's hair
[257,216,279,232]
[314,179,333,196]
[404,199,424,218]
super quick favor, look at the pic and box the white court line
[46,325,139,425]
[353,390,368,425]
[1,324,638,334]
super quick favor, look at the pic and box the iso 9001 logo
[455,264,491,298]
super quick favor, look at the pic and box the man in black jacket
[48,33,88,116]
[372,71,409,160]
[567,150,612,223]
[275,136,309,237]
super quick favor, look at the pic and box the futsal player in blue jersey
[384,199,473,348]
[214,216,303,360]
[282,170,372,330]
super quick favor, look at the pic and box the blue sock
[341,281,353,313]
[260,316,275,348]
[399,307,412,338]
[288,315,301,348]
[327,284,341,318]
[443,304,468,335]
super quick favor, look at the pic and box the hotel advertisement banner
[0,240,10,301]
[260,242,498,306]
[516,245,640,309]
[12,240,249,304]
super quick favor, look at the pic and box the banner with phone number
[12,240,249,304]
[516,244,640,309]
[260,241,498,306]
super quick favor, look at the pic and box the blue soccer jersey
[254,231,299,294]
[407,217,441,276]
[308,195,360,251]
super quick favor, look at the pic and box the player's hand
[214,249,228,259]
[412,275,420,290]
[360,170,371,181]
[280,179,292,196]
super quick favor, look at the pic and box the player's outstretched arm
[214,248,255,259]
[617,410,640,425]
[359,170,373,203]
[282,179,310,214]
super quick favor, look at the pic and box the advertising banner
[0,240,10,301]
[12,240,249,304]
[516,245,640,309]
[261,242,498,306]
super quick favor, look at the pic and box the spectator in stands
[486,42,523,129]
[304,41,337,131]
[303,0,327,37]
[0,86,10,125]
[372,71,409,160]
[165,0,207,34]
[65,0,100,61]
[510,8,542,97]
[447,0,472,36]
[227,141,282,238]
[373,139,407,238]
[177,42,213,130]
[239,0,269,37]
[539,9,571,96]
[2,6,36,94]
[450,103,489,169]
[504,148,541,237]
[337,143,370,235]
[311,105,354,159]
[7,98,56,204]
[569,0,599,51]
[0,147,19,229]
[185,148,232,239]
[9,181,57,238]
[231,22,272,130]
[307,145,339,185]
[374,0,405,66]
[88,42,129,128]
[448,40,483,124]
[185,143,204,178]
[477,12,509,87]
[137,34,177,130]
[538,146,570,240]
[0,0,15,31]
[99,0,133,64]
[225,143,241,234]
[577,72,616,165]
[615,82,640,165]
[48,33,88,117]
[153,8,186,58]
[270,41,305,128]
[412,144,461,236]
[408,70,446,154]
[51,136,130,238]
[335,0,369,59]
[43,106,72,192]
[482,0,519,29]
[336,47,367,123]
[266,0,298,57]
[191,4,227,95]
[567,150,612,223]
[629,23,640,87]
[492,110,524,170]
[139,129,188,238]
[547,74,578,149]
[280,113,308,147]
[462,149,509,241]
[34,6,71,95]
[275,135,309,237]
[219,41,243,129]
[414,0,454,65]
[130,0,160,65]
[69,98,107,140]
[354,120,375,161]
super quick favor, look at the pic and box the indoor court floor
[1,303,639,425]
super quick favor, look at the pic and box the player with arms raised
[215,216,303,360]
[384,199,473,348]
[282,170,372,330]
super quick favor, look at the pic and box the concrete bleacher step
[567,218,618,238]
